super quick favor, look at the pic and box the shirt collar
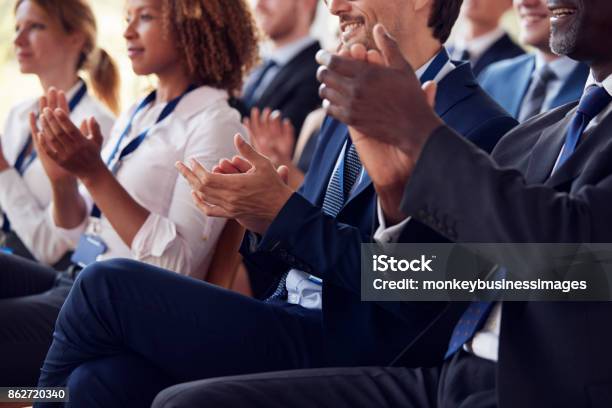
[415,47,454,82]
[584,71,612,96]
[171,85,229,121]
[266,36,317,67]
[534,52,579,80]
[455,28,506,61]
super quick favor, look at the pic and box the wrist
[399,117,444,159]
[80,163,111,189]
[378,187,407,226]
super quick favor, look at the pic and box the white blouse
[52,85,243,278]
[0,81,115,265]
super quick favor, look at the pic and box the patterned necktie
[267,139,362,301]
[444,85,612,359]
[518,65,557,122]
[242,60,277,109]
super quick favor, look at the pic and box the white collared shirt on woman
[52,85,242,278]
[0,80,115,265]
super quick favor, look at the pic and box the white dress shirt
[51,85,243,278]
[288,50,457,310]
[451,28,506,64]
[0,80,115,265]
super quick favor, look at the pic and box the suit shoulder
[479,54,534,82]
[492,102,577,161]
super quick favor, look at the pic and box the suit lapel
[257,42,319,106]
[524,111,573,183]
[547,111,612,188]
[509,56,536,117]
[432,62,477,118]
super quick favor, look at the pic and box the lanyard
[90,84,197,218]
[14,81,89,176]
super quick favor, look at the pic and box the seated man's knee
[153,379,242,408]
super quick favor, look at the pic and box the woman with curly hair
[0,0,258,387]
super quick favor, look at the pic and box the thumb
[373,24,410,70]
[234,134,266,166]
[88,117,103,148]
[277,165,290,185]
[422,81,438,108]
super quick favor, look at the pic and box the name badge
[71,234,107,268]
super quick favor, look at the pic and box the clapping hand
[32,87,106,184]
[317,24,440,224]
[176,135,293,235]
[244,107,295,167]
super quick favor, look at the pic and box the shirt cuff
[131,212,177,258]
[373,197,411,243]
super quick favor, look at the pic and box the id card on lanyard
[1,81,88,235]
[70,85,197,267]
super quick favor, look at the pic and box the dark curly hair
[429,0,464,44]
[162,0,260,94]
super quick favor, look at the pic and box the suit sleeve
[246,192,371,294]
[401,126,612,250]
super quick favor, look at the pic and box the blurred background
[0,0,518,129]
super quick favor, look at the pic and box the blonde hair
[15,0,121,114]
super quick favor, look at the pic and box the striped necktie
[267,140,362,301]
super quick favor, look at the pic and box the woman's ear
[68,31,87,55]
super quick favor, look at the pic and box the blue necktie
[557,85,612,167]
[444,85,612,359]
[242,60,277,109]
[267,140,362,301]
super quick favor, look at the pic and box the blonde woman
[0,0,119,266]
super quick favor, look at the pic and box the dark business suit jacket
[479,53,590,118]
[242,61,518,367]
[470,33,525,77]
[395,101,612,407]
[236,41,322,135]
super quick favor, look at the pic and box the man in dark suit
[479,0,589,121]
[237,0,321,135]
[449,0,524,76]
[166,1,612,407]
[34,1,516,406]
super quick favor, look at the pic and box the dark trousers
[153,350,497,408]
[0,253,71,386]
[35,259,325,408]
